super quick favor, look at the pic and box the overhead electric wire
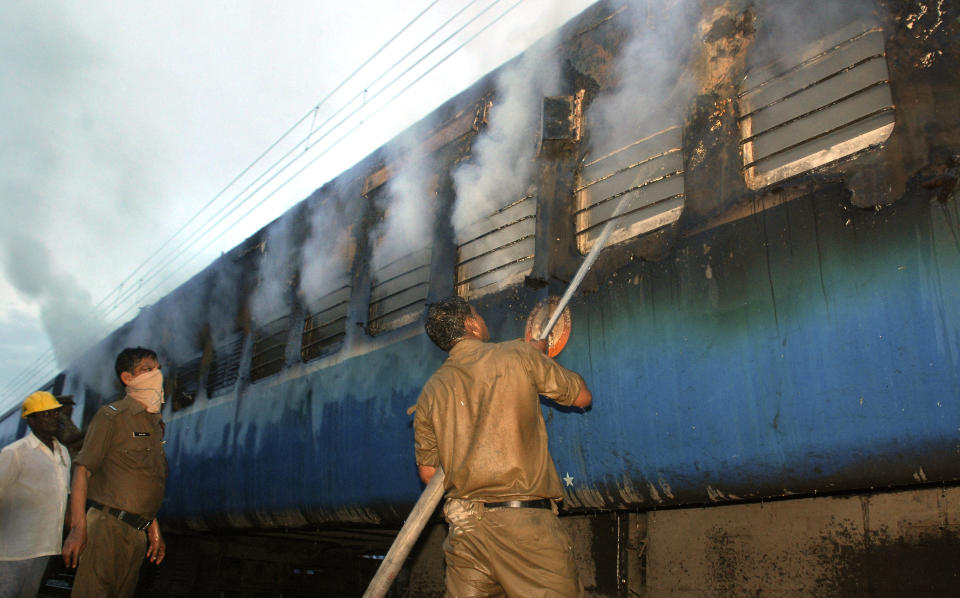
[100,0,494,321]
[2,0,531,411]
[90,0,445,318]
[101,0,516,327]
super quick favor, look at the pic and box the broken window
[738,22,895,189]
[455,195,537,298]
[249,315,291,382]
[172,356,201,411]
[575,126,685,254]
[206,332,244,397]
[368,246,432,336]
[301,277,351,361]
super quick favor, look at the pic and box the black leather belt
[484,499,553,510]
[89,501,152,531]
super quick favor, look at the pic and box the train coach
[3,0,959,595]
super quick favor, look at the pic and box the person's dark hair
[425,296,473,351]
[115,347,158,383]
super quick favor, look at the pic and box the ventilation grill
[575,126,684,254]
[206,332,244,397]
[456,195,536,298]
[738,23,895,189]
[173,357,201,411]
[250,316,291,382]
[302,278,351,362]
[368,247,431,336]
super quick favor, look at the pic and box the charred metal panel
[739,22,895,189]
[541,92,584,154]
[575,126,684,253]
[173,356,201,411]
[301,279,350,362]
[249,315,291,382]
[367,247,431,336]
[206,332,244,397]
[455,195,536,298]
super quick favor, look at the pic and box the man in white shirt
[0,391,71,598]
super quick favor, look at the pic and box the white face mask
[127,368,165,413]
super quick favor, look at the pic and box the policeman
[62,347,168,598]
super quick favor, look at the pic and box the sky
[0,0,598,413]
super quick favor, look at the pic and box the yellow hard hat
[21,391,62,419]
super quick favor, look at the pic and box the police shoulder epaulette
[102,402,124,417]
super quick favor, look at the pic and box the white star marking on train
[563,472,574,487]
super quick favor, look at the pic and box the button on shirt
[74,396,167,519]
[413,338,583,502]
[0,431,71,560]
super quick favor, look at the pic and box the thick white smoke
[251,213,296,327]
[452,39,562,241]
[299,194,357,307]
[372,131,437,272]
[584,1,700,158]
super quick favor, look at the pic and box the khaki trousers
[443,499,583,598]
[71,507,147,598]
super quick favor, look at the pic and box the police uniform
[413,337,584,597]
[71,396,167,598]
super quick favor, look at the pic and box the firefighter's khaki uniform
[71,396,167,598]
[414,338,584,597]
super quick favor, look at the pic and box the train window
[738,22,894,189]
[575,126,685,254]
[250,315,291,382]
[455,194,536,298]
[206,332,244,397]
[173,357,201,411]
[367,246,431,335]
[301,277,351,362]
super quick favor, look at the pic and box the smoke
[0,231,108,369]
[371,132,437,272]
[749,0,880,69]
[299,191,359,308]
[452,39,562,240]
[251,213,297,327]
[584,2,700,158]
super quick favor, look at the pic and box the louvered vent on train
[206,332,244,397]
[456,195,536,298]
[301,277,351,362]
[738,22,894,189]
[575,126,685,253]
[368,247,431,336]
[173,356,201,411]
[250,315,291,382]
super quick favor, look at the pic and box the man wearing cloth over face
[413,296,592,597]
[62,347,168,597]
[0,392,71,598]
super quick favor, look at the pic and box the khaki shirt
[413,338,582,502]
[75,396,167,519]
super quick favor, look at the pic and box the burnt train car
[3,0,959,595]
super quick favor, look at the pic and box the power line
[100,0,513,328]
[1,0,535,413]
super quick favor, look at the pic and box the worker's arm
[62,465,91,568]
[146,518,166,564]
[418,464,437,485]
[572,375,592,409]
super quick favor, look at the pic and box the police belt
[483,499,553,510]
[88,501,152,531]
